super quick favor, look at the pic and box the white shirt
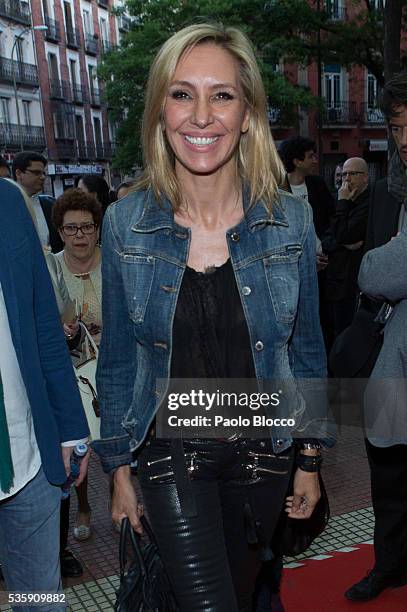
[0,283,41,500]
[31,194,50,249]
[290,182,309,203]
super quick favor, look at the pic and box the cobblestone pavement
[0,426,376,611]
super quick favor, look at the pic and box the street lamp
[11,25,48,151]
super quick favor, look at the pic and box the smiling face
[389,105,407,166]
[162,43,250,178]
[59,209,99,264]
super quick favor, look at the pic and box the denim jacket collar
[131,186,289,234]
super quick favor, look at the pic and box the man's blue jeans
[0,467,66,612]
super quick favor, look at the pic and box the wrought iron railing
[361,103,385,125]
[0,124,45,148]
[45,16,61,43]
[84,34,98,55]
[0,57,39,87]
[321,101,359,125]
[0,0,30,25]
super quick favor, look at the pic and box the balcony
[95,142,105,159]
[0,57,39,87]
[72,84,89,105]
[77,141,96,160]
[66,27,81,49]
[118,15,132,32]
[0,0,30,25]
[361,103,385,126]
[85,34,98,56]
[49,79,73,102]
[321,102,359,126]
[55,139,76,159]
[90,88,101,106]
[98,0,109,8]
[0,124,45,149]
[45,17,61,43]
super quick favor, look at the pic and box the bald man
[339,157,369,203]
[323,157,370,341]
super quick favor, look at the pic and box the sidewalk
[0,427,387,611]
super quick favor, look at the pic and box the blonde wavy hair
[137,22,284,212]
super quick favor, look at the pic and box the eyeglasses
[341,171,366,178]
[25,169,47,177]
[61,223,97,236]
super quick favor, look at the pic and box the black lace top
[170,259,255,379]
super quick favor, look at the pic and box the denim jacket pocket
[119,253,155,323]
[264,245,302,324]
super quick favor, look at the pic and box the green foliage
[100,0,404,172]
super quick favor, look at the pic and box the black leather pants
[138,438,294,612]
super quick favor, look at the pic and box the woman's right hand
[112,465,143,534]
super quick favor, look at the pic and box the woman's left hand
[285,468,321,519]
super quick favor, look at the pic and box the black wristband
[296,453,323,472]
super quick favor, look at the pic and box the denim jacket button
[230,232,240,242]
[255,341,264,351]
[276,439,283,446]
[242,286,251,296]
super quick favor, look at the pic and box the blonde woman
[94,23,327,611]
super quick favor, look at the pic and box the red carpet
[281,544,407,611]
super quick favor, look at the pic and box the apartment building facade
[0,0,129,195]
[270,0,389,189]
[0,0,46,162]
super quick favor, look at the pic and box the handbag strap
[119,517,148,579]
[78,320,99,357]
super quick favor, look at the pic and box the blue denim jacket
[93,188,328,472]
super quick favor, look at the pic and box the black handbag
[329,296,392,378]
[115,516,178,612]
[279,471,330,557]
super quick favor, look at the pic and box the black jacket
[38,195,64,253]
[304,175,336,239]
[324,187,370,301]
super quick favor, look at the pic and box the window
[0,98,10,124]
[367,72,379,108]
[324,64,342,108]
[70,59,77,88]
[75,114,85,142]
[325,0,345,20]
[99,17,109,50]
[88,65,96,93]
[15,36,24,63]
[48,53,59,81]
[83,9,92,35]
[372,0,385,9]
[22,100,31,126]
[42,0,49,18]
[64,1,74,31]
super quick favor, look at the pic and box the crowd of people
[0,20,406,612]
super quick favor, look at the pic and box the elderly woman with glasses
[46,188,102,561]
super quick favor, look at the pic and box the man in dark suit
[345,72,407,602]
[323,157,370,342]
[12,152,63,253]
[0,179,89,600]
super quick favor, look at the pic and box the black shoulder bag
[115,516,178,612]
